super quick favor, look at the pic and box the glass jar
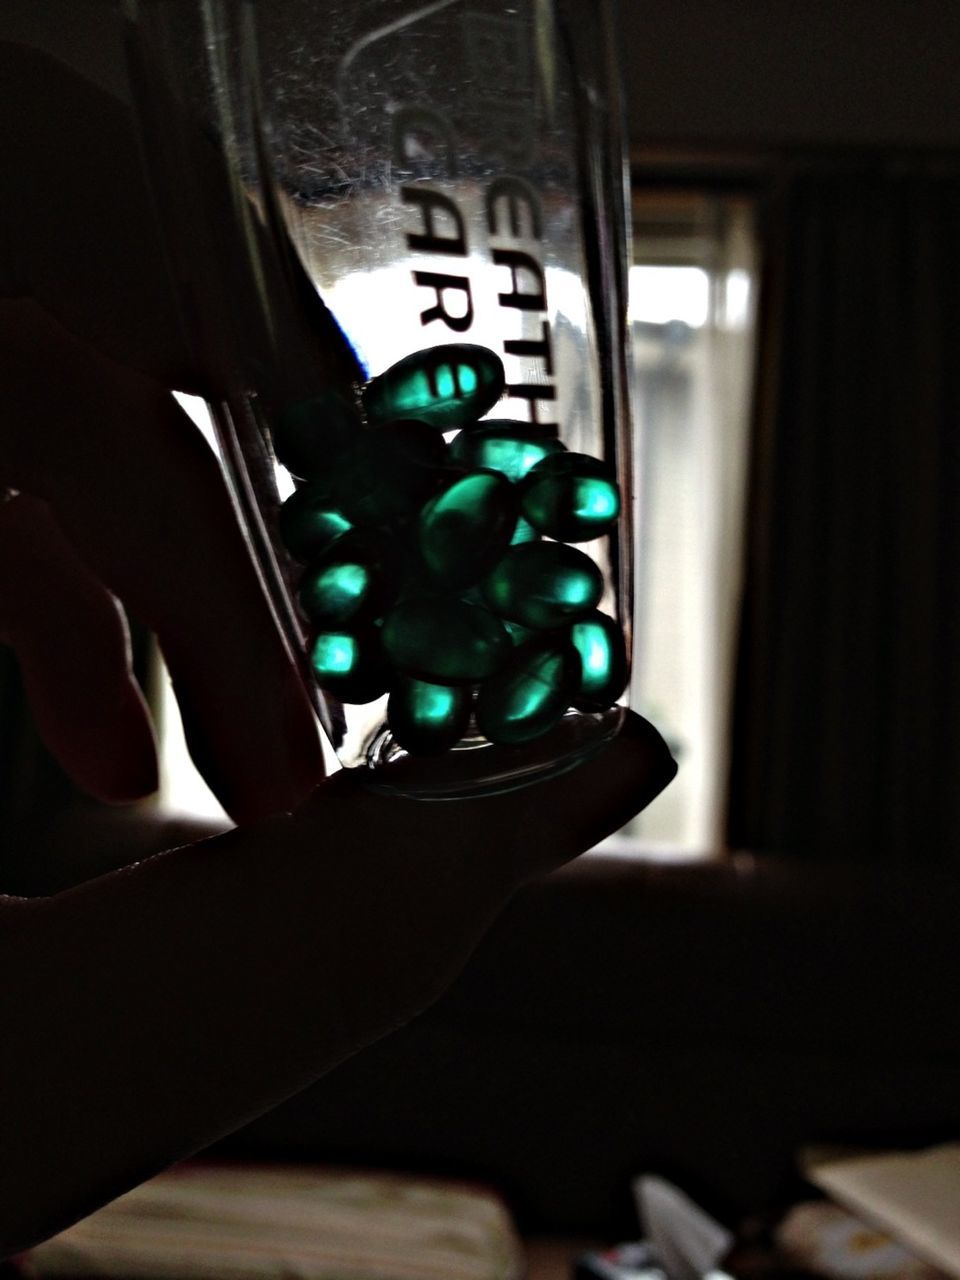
[124,0,635,797]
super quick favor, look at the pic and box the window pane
[609,195,758,856]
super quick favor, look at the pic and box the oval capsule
[330,419,448,526]
[418,470,518,589]
[388,676,473,756]
[569,611,628,710]
[278,486,352,562]
[476,637,580,745]
[297,530,399,627]
[272,391,359,480]
[309,627,390,704]
[481,542,604,630]
[382,597,510,684]
[363,344,505,430]
[520,452,621,542]
[450,420,565,482]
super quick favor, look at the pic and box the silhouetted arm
[0,716,674,1257]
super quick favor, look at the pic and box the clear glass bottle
[124,0,635,796]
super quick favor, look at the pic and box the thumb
[283,713,675,1036]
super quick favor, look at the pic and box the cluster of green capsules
[273,342,627,757]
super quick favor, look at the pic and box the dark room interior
[3,2,960,1277]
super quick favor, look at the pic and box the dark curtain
[728,156,960,862]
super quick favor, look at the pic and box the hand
[0,302,324,822]
[1,712,675,1256]
[0,39,327,821]
[0,30,679,1262]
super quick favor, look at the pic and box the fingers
[506,710,678,875]
[0,494,158,804]
[1,300,324,823]
[305,710,677,887]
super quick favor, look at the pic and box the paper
[802,1143,960,1278]
[632,1176,734,1280]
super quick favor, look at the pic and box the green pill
[393,539,445,604]
[482,542,604,630]
[272,391,359,480]
[297,530,398,627]
[569,611,628,711]
[449,420,565,483]
[388,676,473,756]
[330,419,448,527]
[382,597,510,685]
[521,452,621,542]
[310,626,389,704]
[301,561,370,626]
[476,637,580,745]
[418,470,518,589]
[363,344,505,431]
[278,486,351,562]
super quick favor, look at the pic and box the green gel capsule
[363,345,505,431]
[297,530,399,627]
[388,676,473,756]
[476,638,580,745]
[393,541,444,603]
[272,391,359,480]
[482,542,604,630]
[449,420,565,483]
[418,470,518,589]
[569,611,628,710]
[521,452,621,542]
[310,627,389,704]
[278,486,351,562]
[301,561,370,626]
[330,419,448,526]
[382,597,510,684]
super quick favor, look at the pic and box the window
[611,192,758,855]
[158,397,231,821]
